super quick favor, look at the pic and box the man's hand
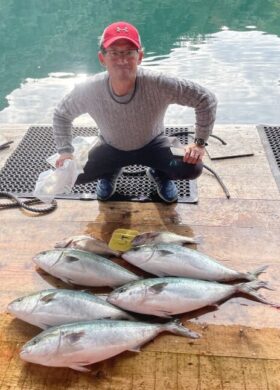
[183,143,206,164]
[55,153,74,168]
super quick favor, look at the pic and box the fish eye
[133,246,142,251]
[118,287,127,293]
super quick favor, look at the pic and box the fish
[131,231,202,246]
[122,243,267,282]
[33,249,140,287]
[20,319,200,371]
[55,235,120,257]
[7,289,135,329]
[107,277,279,317]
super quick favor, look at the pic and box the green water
[1,0,280,124]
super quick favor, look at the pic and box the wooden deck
[0,124,280,389]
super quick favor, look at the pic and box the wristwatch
[194,138,208,147]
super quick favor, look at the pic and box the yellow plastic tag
[108,229,139,252]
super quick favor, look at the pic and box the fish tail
[163,319,200,339]
[123,312,138,321]
[245,265,269,281]
[237,281,280,308]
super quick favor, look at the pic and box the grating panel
[0,126,197,203]
[257,125,280,191]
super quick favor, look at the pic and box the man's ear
[137,49,144,65]
[98,51,106,67]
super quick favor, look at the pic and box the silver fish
[55,235,120,257]
[7,289,135,329]
[33,249,140,287]
[20,319,200,372]
[131,231,202,246]
[107,277,279,317]
[122,244,267,282]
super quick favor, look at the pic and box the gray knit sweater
[53,67,217,153]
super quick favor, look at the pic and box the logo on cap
[116,27,129,33]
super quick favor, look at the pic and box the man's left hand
[183,143,206,164]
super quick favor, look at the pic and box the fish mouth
[107,293,118,304]
[19,348,29,360]
[32,255,39,263]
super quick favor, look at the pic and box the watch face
[195,138,205,146]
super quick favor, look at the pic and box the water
[0,0,280,124]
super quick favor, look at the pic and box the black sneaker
[96,169,122,200]
[146,168,178,203]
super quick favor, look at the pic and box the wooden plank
[154,352,178,390]
[241,359,268,389]
[131,352,156,390]
[143,325,280,360]
[1,220,280,262]
[199,355,223,389]
[1,198,280,229]
[216,357,245,390]
[177,354,199,389]
[263,360,280,390]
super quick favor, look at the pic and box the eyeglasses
[104,49,139,59]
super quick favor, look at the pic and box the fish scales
[7,289,134,329]
[131,231,201,246]
[122,243,267,281]
[107,277,279,317]
[33,248,140,287]
[20,319,199,371]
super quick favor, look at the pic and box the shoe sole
[146,168,178,203]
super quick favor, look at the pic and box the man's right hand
[55,153,74,168]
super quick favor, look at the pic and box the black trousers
[76,133,203,184]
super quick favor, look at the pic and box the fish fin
[209,303,219,309]
[54,237,73,248]
[68,364,91,372]
[37,322,51,330]
[153,271,169,277]
[246,265,269,280]
[40,292,57,303]
[60,277,75,285]
[148,282,169,294]
[64,331,86,344]
[131,232,158,246]
[64,255,80,263]
[81,289,94,294]
[154,310,173,318]
[128,346,141,352]
[164,319,200,339]
[157,249,175,256]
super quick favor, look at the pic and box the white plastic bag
[46,136,99,170]
[34,136,99,203]
[33,159,80,203]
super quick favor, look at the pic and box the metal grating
[257,125,280,191]
[0,126,197,203]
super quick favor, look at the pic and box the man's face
[98,39,143,81]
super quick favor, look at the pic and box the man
[53,21,217,203]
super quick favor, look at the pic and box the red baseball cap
[101,21,141,49]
